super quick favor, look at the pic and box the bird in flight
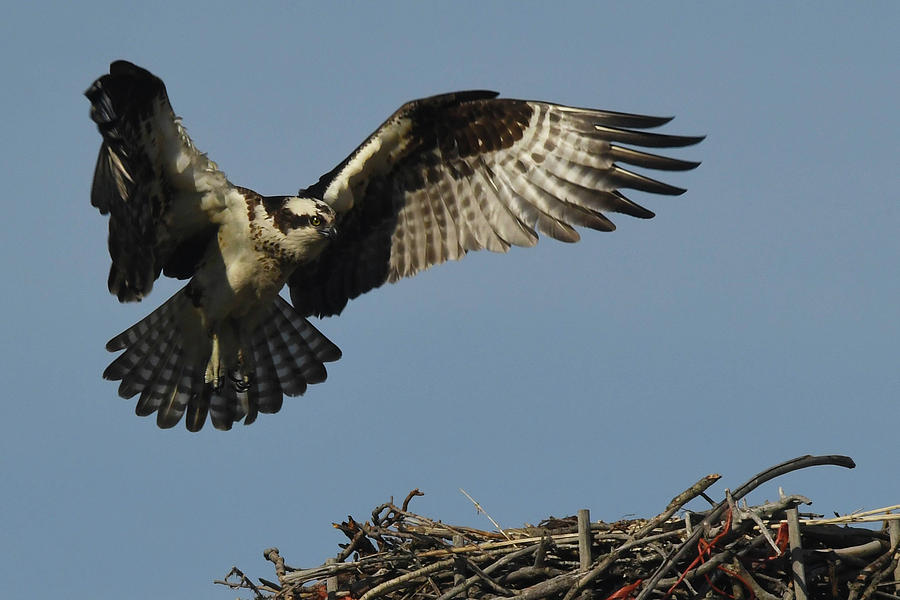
[86,60,702,431]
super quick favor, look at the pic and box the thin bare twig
[635,474,721,539]
[460,488,511,541]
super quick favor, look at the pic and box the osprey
[86,60,702,431]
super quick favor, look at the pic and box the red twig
[664,508,734,598]
[603,579,643,600]
[770,522,790,558]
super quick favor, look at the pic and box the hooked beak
[319,225,337,240]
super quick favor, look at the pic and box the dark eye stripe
[273,210,308,234]
[288,213,311,228]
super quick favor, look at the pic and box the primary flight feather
[86,60,702,431]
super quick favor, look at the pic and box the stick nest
[218,455,900,600]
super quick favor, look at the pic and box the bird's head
[251,195,338,263]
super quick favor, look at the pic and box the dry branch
[218,455,900,600]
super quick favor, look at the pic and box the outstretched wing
[86,60,234,302]
[290,92,703,317]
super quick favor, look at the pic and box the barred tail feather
[154,348,190,429]
[130,325,179,413]
[208,385,250,431]
[253,296,342,397]
[262,315,309,397]
[133,330,179,417]
[105,299,181,397]
[246,328,284,422]
[102,288,341,431]
[182,366,210,432]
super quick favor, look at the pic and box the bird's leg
[229,347,252,392]
[205,333,223,389]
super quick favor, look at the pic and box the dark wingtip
[634,115,675,127]
[683,134,706,146]
[108,60,159,81]
[590,110,675,129]
[109,59,138,71]
[86,60,166,117]
[102,364,120,381]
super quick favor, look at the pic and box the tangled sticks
[217,455,900,600]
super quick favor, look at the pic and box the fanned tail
[102,288,341,431]
[239,296,342,427]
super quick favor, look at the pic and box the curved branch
[634,454,855,600]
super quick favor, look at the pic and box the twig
[787,506,808,600]
[460,488,511,541]
[236,455,874,600]
[453,534,466,587]
[336,524,373,562]
[326,558,338,600]
[807,505,900,524]
[635,474,721,539]
[434,544,539,600]
[215,566,267,599]
[534,532,550,568]
[558,530,686,600]
[464,556,515,596]
[358,558,457,600]
[633,454,855,600]
[264,546,294,600]
[403,489,424,512]
[890,519,900,595]
[577,509,592,572]
[849,547,900,600]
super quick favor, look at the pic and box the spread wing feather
[86,60,233,302]
[290,93,702,317]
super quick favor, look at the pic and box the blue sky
[1,3,897,599]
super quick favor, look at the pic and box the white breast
[194,190,288,321]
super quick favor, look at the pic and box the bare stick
[214,566,267,599]
[358,558,457,600]
[435,544,539,600]
[326,558,338,600]
[787,506,808,600]
[403,489,424,512]
[336,525,373,562]
[464,556,515,596]
[453,534,465,587]
[635,474,721,539]
[263,547,286,580]
[560,530,687,600]
[633,454,855,600]
[460,488,511,540]
[534,532,549,568]
[891,520,900,595]
[577,509,592,572]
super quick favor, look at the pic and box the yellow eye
[310,215,322,227]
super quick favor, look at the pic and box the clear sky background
[1,3,897,598]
